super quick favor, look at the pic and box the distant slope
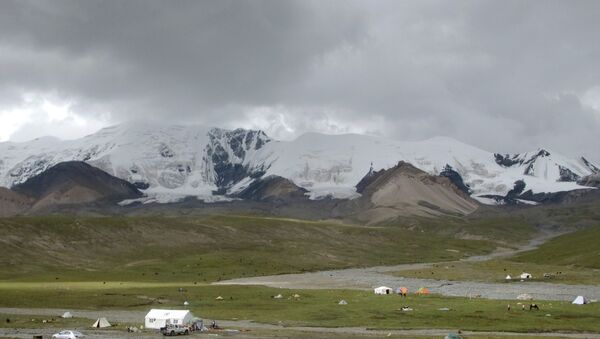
[12,161,142,210]
[0,215,495,282]
[514,225,600,269]
[346,162,478,222]
[0,187,33,217]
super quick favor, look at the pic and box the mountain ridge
[0,123,597,206]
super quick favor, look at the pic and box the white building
[144,309,194,329]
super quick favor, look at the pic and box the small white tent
[145,309,194,330]
[92,317,111,328]
[520,272,532,279]
[505,275,512,280]
[61,311,73,319]
[374,286,393,295]
[572,296,588,305]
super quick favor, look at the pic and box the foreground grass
[0,313,117,329]
[0,284,599,333]
[393,259,600,285]
[0,215,496,282]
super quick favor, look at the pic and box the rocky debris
[439,165,471,194]
[578,173,600,188]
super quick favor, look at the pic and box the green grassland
[0,214,507,283]
[394,224,600,284]
[1,205,599,335]
[514,225,600,268]
[393,259,600,285]
[1,284,600,333]
[0,313,120,329]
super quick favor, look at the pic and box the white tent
[505,275,512,280]
[338,300,348,305]
[92,317,111,328]
[520,272,532,279]
[374,286,393,295]
[572,296,588,305]
[61,312,73,319]
[144,309,194,330]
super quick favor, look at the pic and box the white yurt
[374,286,393,295]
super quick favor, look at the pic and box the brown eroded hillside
[349,161,478,223]
[0,187,33,217]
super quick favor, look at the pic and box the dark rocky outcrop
[558,166,580,182]
[578,173,600,188]
[494,153,522,167]
[12,161,143,206]
[439,165,471,194]
[204,128,270,193]
[481,178,597,205]
[582,157,600,174]
[355,163,385,194]
[235,176,308,202]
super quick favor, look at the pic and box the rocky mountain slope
[347,162,479,222]
[0,187,33,217]
[0,123,597,205]
[11,161,142,211]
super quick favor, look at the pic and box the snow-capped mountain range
[0,123,597,205]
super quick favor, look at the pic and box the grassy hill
[0,214,503,282]
[514,224,600,268]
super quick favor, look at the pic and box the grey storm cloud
[1,0,599,162]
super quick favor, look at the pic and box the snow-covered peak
[246,133,596,201]
[0,123,269,202]
[0,124,596,205]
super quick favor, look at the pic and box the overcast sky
[1,0,599,162]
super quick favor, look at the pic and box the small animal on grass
[529,303,540,310]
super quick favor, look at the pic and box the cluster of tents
[505,272,532,280]
[373,286,429,295]
[60,309,205,330]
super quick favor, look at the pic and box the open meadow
[1,209,600,337]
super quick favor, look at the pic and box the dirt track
[2,307,600,338]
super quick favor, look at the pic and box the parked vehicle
[52,330,86,339]
[160,324,190,336]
